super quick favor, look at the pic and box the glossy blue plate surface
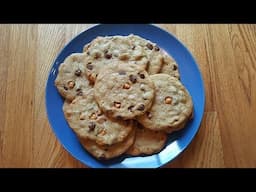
[46,24,205,168]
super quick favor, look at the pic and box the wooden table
[0,24,255,168]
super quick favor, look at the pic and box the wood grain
[0,24,255,168]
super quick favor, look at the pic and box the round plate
[46,24,205,168]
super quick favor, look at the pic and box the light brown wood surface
[0,24,255,168]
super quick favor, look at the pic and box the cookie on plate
[128,34,165,74]
[79,127,135,160]
[126,122,167,156]
[137,74,193,133]
[160,54,180,79]
[82,34,166,83]
[63,89,133,146]
[94,62,155,120]
[54,53,91,101]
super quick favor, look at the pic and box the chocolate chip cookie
[126,122,167,156]
[160,54,180,79]
[63,90,133,146]
[55,53,91,101]
[79,128,135,160]
[83,34,166,84]
[137,74,193,133]
[94,62,155,120]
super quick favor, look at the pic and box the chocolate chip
[128,105,134,112]
[132,45,136,50]
[88,122,96,131]
[87,52,90,55]
[154,46,160,51]
[96,111,103,116]
[173,65,177,70]
[118,70,126,75]
[146,43,153,50]
[87,63,93,70]
[75,69,82,76]
[77,91,83,96]
[137,104,145,111]
[94,52,101,59]
[139,73,145,79]
[76,88,81,92]
[129,74,137,83]
[116,116,122,120]
[104,53,112,59]
[64,86,68,90]
[146,111,152,119]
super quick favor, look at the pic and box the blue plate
[46,24,205,168]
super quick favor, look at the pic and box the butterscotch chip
[165,96,172,104]
[114,102,121,108]
[123,83,131,89]
[89,113,97,120]
[68,81,75,89]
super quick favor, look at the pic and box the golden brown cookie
[126,122,167,156]
[83,34,166,84]
[79,128,135,160]
[63,90,133,146]
[94,62,155,120]
[160,54,180,79]
[137,74,193,133]
[54,53,91,101]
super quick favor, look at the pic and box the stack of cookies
[55,34,193,159]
